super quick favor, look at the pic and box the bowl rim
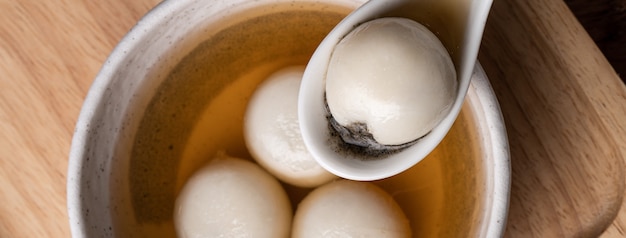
[66,0,180,236]
[468,63,511,237]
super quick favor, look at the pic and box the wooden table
[1,0,625,237]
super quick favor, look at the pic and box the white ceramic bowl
[67,0,510,237]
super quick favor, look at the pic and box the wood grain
[480,0,626,236]
[0,0,160,237]
[1,0,625,237]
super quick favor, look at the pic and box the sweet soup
[110,2,486,237]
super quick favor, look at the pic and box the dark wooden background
[566,0,626,82]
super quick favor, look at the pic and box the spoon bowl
[299,0,494,180]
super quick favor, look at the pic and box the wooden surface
[1,0,625,237]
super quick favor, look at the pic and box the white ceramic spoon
[298,0,493,180]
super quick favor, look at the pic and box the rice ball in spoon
[325,17,457,150]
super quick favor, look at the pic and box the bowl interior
[68,0,509,237]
